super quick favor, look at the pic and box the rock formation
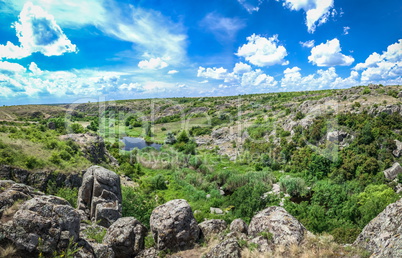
[150,199,199,251]
[354,198,402,257]
[77,166,122,227]
[383,162,402,180]
[199,219,227,240]
[103,217,147,257]
[248,206,307,247]
[229,219,248,234]
[204,238,241,258]
[0,180,80,256]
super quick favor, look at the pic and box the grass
[240,233,371,258]
[0,244,17,257]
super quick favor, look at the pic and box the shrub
[25,156,44,169]
[279,176,308,197]
[122,187,156,228]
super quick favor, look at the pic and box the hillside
[1,84,402,256]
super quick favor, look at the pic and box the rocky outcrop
[61,133,118,166]
[229,219,248,234]
[393,140,402,157]
[199,219,227,240]
[383,162,402,180]
[0,181,80,256]
[103,217,147,257]
[150,199,199,251]
[204,238,241,258]
[0,165,82,191]
[77,166,122,227]
[354,198,402,257]
[248,206,307,248]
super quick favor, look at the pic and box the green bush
[122,187,156,228]
[279,176,308,197]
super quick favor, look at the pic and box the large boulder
[0,182,80,256]
[383,162,402,180]
[77,166,122,227]
[248,206,307,247]
[103,217,147,257]
[150,199,199,251]
[229,219,248,234]
[204,238,241,258]
[199,219,227,240]
[354,198,402,257]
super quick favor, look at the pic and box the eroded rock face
[354,198,402,257]
[393,140,402,157]
[248,206,307,247]
[77,166,122,227]
[204,238,241,258]
[199,219,227,240]
[383,162,402,180]
[61,133,118,166]
[150,199,199,251]
[0,182,80,256]
[229,219,248,234]
[103,217,147,257]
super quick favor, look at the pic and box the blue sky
[0,0,401,105]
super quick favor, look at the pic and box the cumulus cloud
[138,57,168,70]
[0,61,26,73]
[282,0,334,33]
[197,67,229,80]
[300,40,315,48]
[280,66,358,90]
[233,62,252,74]
[0,2,76,59]
[119,82,143,91]
[197,63,276,89]
[200,13,245,41]
[354,39,402,84]
[308,38,354,67]
[168,70,179,75]
[236,34,288,67]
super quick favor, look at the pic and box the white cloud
[282,0,334,33]
[308,38,354,67]
[138,57,168,70]
[0,2,77,59]
[237,0,263,13]
[28,62,42,75]
[240,69,277,87]
[119,82,142,91]
[353,39,402,85]
[300,40,315,48]
[0,61,26,73]
[197,67,228,80]
[280,66,358,90]
[0,0,187,63]
[233,62,252,74]
[236,34,288,67]
[200,13,245,41]
[343,26,350,35]
[168,70,179,75]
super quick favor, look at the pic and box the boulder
[210,207,224,214]
[383,162,402,180]
[103,217,147,257]
[326,131,349,143]
[354,198,402,257]
[229,219,248,234]
[0,191,80,256]
[150,199,199,251]
[248,206,307,247]
[77,166,122,227]
[204,238,241,258]
[393,140,402,157]
[199,219,227,240]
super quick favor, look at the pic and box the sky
[0,0,401,105]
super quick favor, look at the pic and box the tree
[176,130,189,143]
[164,132,176,145]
